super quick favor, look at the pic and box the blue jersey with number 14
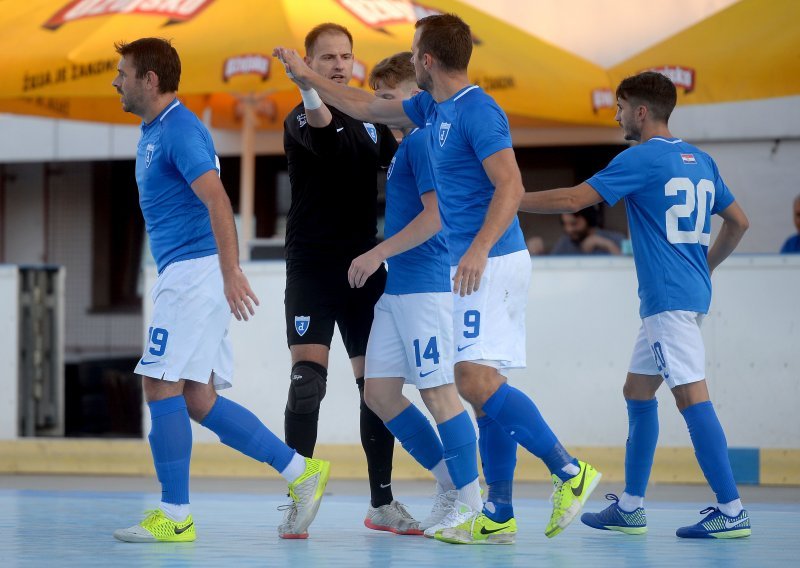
[587,137,735,318]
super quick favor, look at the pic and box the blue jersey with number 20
[587,137,735,318]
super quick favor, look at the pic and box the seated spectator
[550,206,625,255]
[780,194,800,254]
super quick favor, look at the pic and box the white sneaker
[277,498,306,539]
[419,486,458,531]
[364,500,422,535]
[423,499,479,539]
[278,457,330,539]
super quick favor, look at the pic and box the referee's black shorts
[284,257,386,358]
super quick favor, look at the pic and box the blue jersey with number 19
[403,86,526,265]
[136,99,219,273]
[587,137,735,318]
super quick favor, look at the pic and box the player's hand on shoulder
[223,266,260,321]
[452,247,488,297]
[348,250,382,289]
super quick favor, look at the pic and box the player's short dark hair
[114,37,180,94]
[616,71,677,122]
[369,52,414,90]
[305,23,353,56]
[415,13,472,72]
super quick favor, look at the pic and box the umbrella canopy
[0,0,615,256]
[1,0,613,127]
[602,0,800,107]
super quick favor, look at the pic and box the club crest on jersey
[681,153,697,165]
[296,113,307,128]
[145,143,155,168]
[363,122,377,143]
[439,122,451,147]
[295,315,310,336]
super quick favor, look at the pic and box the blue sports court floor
[1,476,796,567]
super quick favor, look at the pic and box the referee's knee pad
[286,361,327,414]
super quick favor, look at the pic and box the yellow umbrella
[0,0,615,254]
[604,0,800,106]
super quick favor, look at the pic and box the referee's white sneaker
[365,500,422,535]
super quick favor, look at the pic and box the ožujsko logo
[223,55,270,82]
[335,0,439,30]
[646,65,696,93]
[43,0,215,30]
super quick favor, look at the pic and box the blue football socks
[681,401,740,504]
[482,383,578,481]
[624,398,659,498]
[437,411,479,489]
[385,403,445,471]
[477,415,516,522]
[148,395,192,505]
[201,395,295,473]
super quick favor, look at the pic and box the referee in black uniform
[278,23,418,536]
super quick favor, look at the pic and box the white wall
[131,256,800,449]
[0,266,18,439]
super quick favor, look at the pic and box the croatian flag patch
[681,153,697,164]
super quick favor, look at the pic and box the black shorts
[285,257,386,358]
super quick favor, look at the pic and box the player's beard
[415,68,433,93]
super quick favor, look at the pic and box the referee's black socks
[357,377,396,508]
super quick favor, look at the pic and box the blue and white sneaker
[676,507,751,539]
[580,494,647,535]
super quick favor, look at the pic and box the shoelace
[393,502,416,520]
[699,506,718,515]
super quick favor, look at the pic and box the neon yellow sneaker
[283,457,330,537]
[436,512,517,545]
[545,460,601,538]
[113,509,196,543]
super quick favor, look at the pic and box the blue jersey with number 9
[587,137,735,318]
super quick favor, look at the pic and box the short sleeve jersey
[383,127,449,295]
[283,103,398,260]
[135,100,218,273]
[403,87,526,265]
[587,137,736,318]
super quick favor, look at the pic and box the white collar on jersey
[160,99,181,121]
[453,85,479,102]
[650,136,683,144]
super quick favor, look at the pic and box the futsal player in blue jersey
[275,13,601,544]
[519,71,751,539]
[110,38,329,543]
[347,52,486,538]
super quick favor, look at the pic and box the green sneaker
[545,460,602,538]
[285,457,330,536]
[114,509,196,543]
[436,512,517,545]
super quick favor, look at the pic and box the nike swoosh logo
[174,522,193,534]
[724,517,749,529]
[380,483,391,488]
[139,360,158,365]
[419,370,437,378]
[571,466,588,497]
[336,127,344,132]
[480,525,510,535]
[457,343,475,352]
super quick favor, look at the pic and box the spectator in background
[779,194,800,253]
[550,206,625,255]
[526,235,545,255]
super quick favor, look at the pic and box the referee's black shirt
[283,103,398,261]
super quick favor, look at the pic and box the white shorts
[134,254,233,389]
[628,310,706,389]
[451,249,530,370]
[365,292,454,389]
